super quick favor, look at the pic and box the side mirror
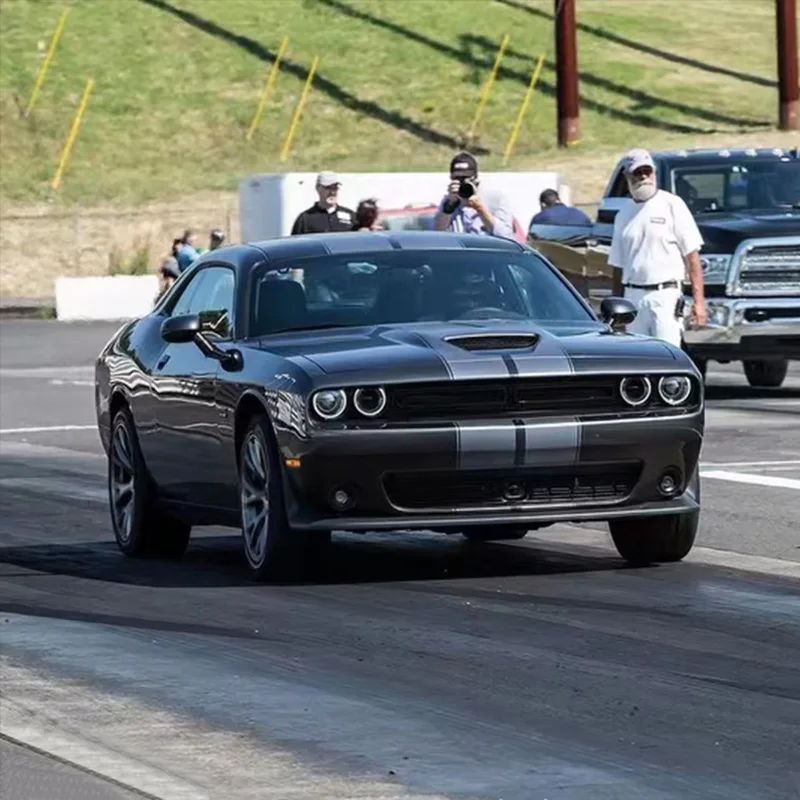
[160,312,242,371]
[600,296,637,328]
[161,313,200,343]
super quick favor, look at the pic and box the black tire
[609,510,698,565]
[462,526,529,542]
[108,407,191,559]
[743,359,788,388]
[692,357,708,381]
[239,414,329,582]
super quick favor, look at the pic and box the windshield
[671,161,800,213]
[248,249,593,336]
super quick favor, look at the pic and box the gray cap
[623,148,655,173]
[316,171,341,187]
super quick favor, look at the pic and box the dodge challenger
[94,231,705,580]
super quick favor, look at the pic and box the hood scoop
[444,333,539,352]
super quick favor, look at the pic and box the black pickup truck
[530,147,800,387]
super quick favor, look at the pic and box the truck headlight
[699,254,731,284]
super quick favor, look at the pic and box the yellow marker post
[51,77,94,191]
[246,36,288,141]
[467,33,509,141]
[25,4,70,117]
[503,54,545,165]
[280,55,319,163]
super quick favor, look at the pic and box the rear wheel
[108,407,191,559]
[462,526,529,543]
[743,358,788,388]
[239,414,329,581]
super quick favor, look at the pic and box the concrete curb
[0,298,56,319]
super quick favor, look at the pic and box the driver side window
[170,266,235,339]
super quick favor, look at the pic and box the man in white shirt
[608,148,707,347]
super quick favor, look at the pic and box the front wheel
[609,511,698,565]
[108,407,191,559]
[239,414,329,581]
[743,358,788,388]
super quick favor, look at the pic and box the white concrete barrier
[55,275,160,322]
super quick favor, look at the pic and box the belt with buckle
[623,280,679,291]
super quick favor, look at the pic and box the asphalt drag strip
[1,321,799,800]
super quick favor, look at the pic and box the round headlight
[620,376,652,407]
[311,389,347,420]
[353,387,387,417]
[658,375,692,406]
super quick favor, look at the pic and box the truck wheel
[743,359,788,388]
[609,512,699,565]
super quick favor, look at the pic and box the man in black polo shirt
[290,171,356,235]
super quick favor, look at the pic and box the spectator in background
[291,171,356,234]
[177,228,200,271]
[530,189,592,226]
[355,198,381,231]
[208,229,225,250]
[434,151,513,239]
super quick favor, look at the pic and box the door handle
[157,353,170,370]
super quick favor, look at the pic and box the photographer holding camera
[434,151,513,239]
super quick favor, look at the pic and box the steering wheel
[455,306,527,320]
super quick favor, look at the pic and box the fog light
[329,487,355,511]
[658,469,682,497]
[503,481,526,502]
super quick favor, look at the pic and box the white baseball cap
[316,171,341,187]
[623,148,655,173]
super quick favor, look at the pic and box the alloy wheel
[110,420,136,543]
[241,431,270,565]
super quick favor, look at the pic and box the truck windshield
[671,161,800,213]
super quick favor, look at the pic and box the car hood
[696,208,800,252]
[255,321,686,385]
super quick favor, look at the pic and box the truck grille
[383,463,641,511]
[735,239,800,295]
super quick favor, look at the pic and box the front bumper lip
[683,296,800,346]
[289,493,699,531]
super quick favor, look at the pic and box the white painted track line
[701,460,800,467]
[0,425,96,435]
[702,469,800,491]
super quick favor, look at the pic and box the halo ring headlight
[311,389,347,420]
[658,375,692,406]
[353,386,387,417]
[619,376,652,407]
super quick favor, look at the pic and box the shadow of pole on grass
[137,0,488,154]
[318,0,771,135]
[495,0,777,90]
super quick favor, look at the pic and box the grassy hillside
[0,0,789,208]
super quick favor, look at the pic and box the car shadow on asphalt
[0,529,636,590]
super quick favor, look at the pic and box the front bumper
[279,412,704,531]
[683,296,800,359]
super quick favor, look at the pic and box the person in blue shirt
[530,189,592,226]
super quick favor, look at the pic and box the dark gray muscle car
[94,231,705,581]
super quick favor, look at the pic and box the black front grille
[445,334,539,351]
[391,376,632,419]
[383,463,641,510]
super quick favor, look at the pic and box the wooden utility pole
[777,0,799,130]
[555,0,579,146]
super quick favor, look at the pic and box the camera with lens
[457,177,478,199]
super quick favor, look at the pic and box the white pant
[624,286,683,347]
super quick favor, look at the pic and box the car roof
[249,230,526,261]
